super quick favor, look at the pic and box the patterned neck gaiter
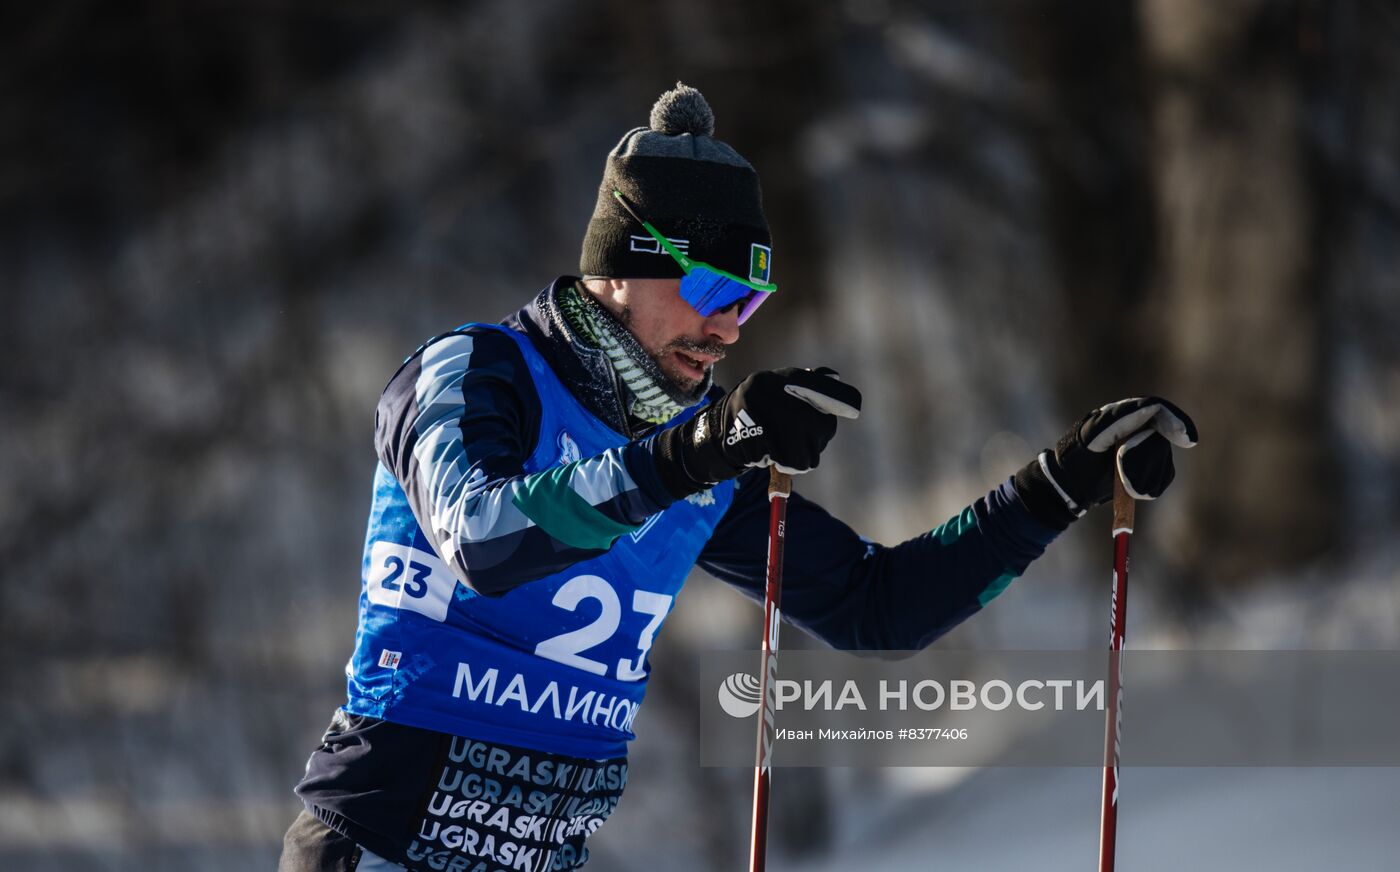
[557,282,709,424]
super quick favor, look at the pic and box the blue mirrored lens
[681,267,752,317]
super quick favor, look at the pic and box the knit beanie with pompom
[579,83,772,285]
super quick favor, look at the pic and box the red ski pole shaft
[749,468,791,872]
[1098,468,1135,872]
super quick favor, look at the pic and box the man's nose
[703,305,741,345]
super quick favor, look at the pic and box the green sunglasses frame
[611,190,777,313]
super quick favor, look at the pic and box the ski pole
[1098,464,1135,872]
[748,467,791,872]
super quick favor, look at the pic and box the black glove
[651,367,862,500]
[1014,396,1198,529]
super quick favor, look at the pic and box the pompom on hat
[580,83,771,284]
[648,83,715,136]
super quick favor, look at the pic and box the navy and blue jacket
[295,277,1061,857]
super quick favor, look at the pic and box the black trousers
[279,809,367,872]
[292,718,628,871]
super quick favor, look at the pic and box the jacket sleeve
[375,328,675,596]
[695,469,1061,651]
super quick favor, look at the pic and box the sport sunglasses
[611,190,776,325]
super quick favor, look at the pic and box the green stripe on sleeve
[930,507,1019,606]
[511,463,638,552]
[931,506,978,545]
[977,571,1018,607]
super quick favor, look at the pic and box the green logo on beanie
[749,244,771,284]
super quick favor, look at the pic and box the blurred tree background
[2,1,1397,870]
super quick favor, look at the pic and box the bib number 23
[366,541,455,622]
[534,575,672,681]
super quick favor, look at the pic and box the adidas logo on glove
[725,410,764,446]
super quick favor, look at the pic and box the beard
[655,336,726,404]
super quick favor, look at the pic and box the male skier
[280,83,1197,871]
